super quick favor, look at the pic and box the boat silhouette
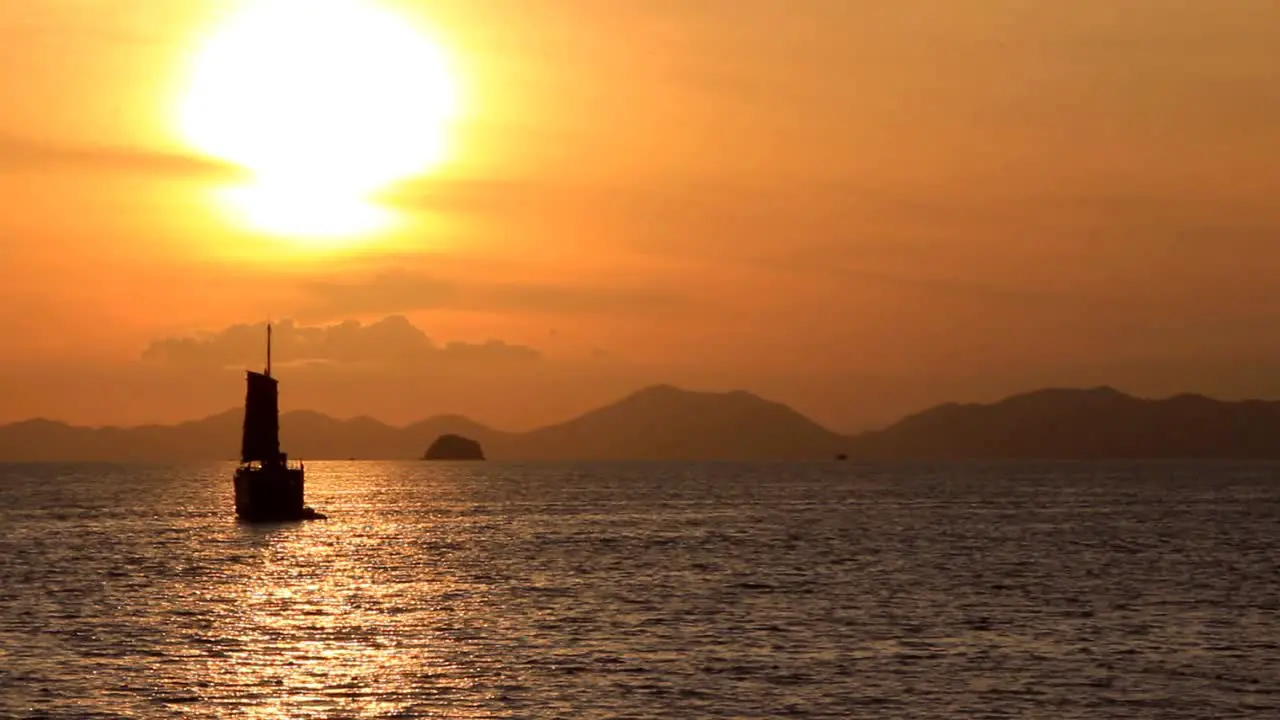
[232,324,326,522]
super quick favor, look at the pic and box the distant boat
[232,324,326,522]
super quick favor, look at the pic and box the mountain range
[1,384,1279,462]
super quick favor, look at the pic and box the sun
[178,0,459,246]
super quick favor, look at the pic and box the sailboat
[232,324,326,522]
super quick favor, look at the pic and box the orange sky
[1,0,1278,431]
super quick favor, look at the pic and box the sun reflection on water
[187,464,501,718]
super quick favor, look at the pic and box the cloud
[141,316,541,370]
[0,133,242,179]
[120,315,655,430]
[296,269,684,319]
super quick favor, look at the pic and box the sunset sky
[2,0,1278,431]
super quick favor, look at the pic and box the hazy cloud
[0,134,242,179]
[297,270,684,319]
[142,316,541,370]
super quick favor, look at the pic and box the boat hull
[233,465,321,521]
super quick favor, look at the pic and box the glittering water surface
[0,461,1277,718]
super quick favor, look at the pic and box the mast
[266,323,273,377]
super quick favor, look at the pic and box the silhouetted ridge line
[3,385,1280,461]
[848,387,1280,460]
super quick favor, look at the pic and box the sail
[240,370,280,464]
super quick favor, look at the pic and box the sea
[0,460,1276,719]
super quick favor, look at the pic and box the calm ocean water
[0,460,1276,718]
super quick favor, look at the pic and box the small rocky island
[422,434,485,461]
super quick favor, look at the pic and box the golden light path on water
[188,463,499,718]
[177,0,460,248]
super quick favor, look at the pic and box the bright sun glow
[179,0,458,245]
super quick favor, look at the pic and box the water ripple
[0,460,1277,718]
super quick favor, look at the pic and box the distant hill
[501,384,847,461]
[0,409,504,463]
[847,386,1280,459]
[3,384,1280,462]
[0,385,842,462]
